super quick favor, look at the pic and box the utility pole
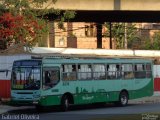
[109,22,112,49]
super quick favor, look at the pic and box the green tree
[104,22,138,49]
[143,32,160,50]
[0,0,75,50]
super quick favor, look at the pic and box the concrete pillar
[96,23,102,48]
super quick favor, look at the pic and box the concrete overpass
[46,0,160,48]
[46,0,160,22]
[53,0,160,11]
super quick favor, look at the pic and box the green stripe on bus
[39,95,61,106]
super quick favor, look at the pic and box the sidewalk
[0,104,34,114]
[153,91,160,96]
[129,96,160,104]
[128,91,160,104]
[0,105,17,114]
[0,100,33,114]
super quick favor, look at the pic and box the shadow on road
[6,103,137,114]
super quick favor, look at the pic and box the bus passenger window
[107,64,117,79]
[116,64,121,79]
[62,64,77,81]
[77,64,92,80]
[146,64,152,78]
[122,64,134,79]
[135,64,146,78]
[93,64,106,80]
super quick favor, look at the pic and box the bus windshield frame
[11,60,41,90]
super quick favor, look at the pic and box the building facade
[39,22,111,49]
[38,22,160,49]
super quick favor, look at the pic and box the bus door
[43,67,60,89]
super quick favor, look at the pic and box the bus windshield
[11,67,41,90]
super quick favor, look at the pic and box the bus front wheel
[119,91,128,106]
[61,96,69,111]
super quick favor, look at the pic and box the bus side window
[78,64,92,80]
[135,64,146,78]
[122,64,134,79]
[116,64,121,79]
[93,64,106,80]
[107,64,117,79]
[146,63,152,78]
[62,64,77,81]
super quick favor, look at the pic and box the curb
[129,96,160,104]
[0,105,34,114]
[154,91,160,96]
[1,98,10,102]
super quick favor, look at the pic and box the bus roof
[42,56,152,64]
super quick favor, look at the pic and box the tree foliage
[0,0,76,50]
[0,12,45,48]
[104,22,138,49]
[143,32,160,50]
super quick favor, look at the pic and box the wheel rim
[121,95,127,105]
[65,98,69,108]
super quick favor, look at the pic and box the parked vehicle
[10,56,153,111]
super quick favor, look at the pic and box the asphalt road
[1,103,160,120]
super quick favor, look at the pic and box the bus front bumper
[10,98,40,106]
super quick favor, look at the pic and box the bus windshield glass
[11,60,41,90]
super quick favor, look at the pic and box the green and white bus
[11,57,153,111]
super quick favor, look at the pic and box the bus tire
[61,96,69,112]
[119,91,128,106]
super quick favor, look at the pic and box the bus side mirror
[6,70,9,76]
[0,69,10,77]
